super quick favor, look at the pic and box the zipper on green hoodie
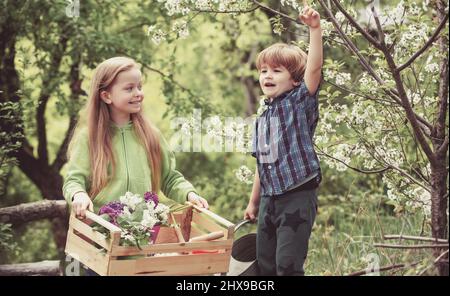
[121,129,130,192]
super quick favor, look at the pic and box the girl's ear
[100,91,112,104]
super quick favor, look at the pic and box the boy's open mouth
[264,82,276,87]
[129,100,142,104]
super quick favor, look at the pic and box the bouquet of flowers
[94,191,170,249]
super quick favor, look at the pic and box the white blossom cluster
[157,0,252,15]
[120,192,142,211]
[147,25,167,45]
[235,165,254,184]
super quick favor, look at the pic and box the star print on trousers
[261,214,276,239]
[281,209,307,232]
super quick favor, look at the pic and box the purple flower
[144,191,159,208]
[98,201,125,225]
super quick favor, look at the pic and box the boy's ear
[293,81,301,86]
[100,91,112,104]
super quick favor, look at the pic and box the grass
[306,192,438,276]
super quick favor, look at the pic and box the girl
[63,57,208,219]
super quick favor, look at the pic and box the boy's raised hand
[299,2,321,29]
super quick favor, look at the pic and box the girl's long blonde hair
[71,57,161,199]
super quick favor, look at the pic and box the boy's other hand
[244,202,258,221]
[299,4,321,28]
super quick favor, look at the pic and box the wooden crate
[65,203,235,276]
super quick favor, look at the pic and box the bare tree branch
[374,243,449,249]
[383,234,448,243]
[53,115,78,172]
[0,261,61,276]
[52,57,83,172]
[347,261,421,276]
[418,250,449,275]
[0,200,67,225]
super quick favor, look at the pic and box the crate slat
[65,228,109,275]
[108,252,231,276]
[110,239,232,256]
[192,205,234,228]
[192,211,228,234]
[69,214,110,250]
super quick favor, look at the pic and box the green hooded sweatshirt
[62,121,197,212]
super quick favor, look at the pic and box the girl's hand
[72,192,94,219]
[244,201,258,221]
[188,192,209,209]
[299,4,321,29]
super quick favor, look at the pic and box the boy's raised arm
[300,5,323,95]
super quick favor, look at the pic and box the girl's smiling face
[101,67,144,125]
[259,64,299,99]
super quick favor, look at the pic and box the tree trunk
[430,0,449,276]
[430,161,449,276]
[15,150,69,253]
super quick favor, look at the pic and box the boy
[244,4,323,276]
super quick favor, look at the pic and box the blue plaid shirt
[252,80,321,197]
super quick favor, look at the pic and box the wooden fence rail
[0,200,68,276]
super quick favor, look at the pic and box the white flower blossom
[235,165,254,184]
[335,11,346,23]
[142,210,158,229]
[120,192,142,211]
[425,62,439,74]
[172,20,189,39]
[335,73,351,86]
[147,25,167,45]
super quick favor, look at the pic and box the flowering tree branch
[318,0,438,140]
[397,12,449,72]
[251,0,301,25]
[326,79,395,104]
[370,5,436,165]
[191,5,259,14]
[317,0,384,85]
[316,147,390,174]
[329,0,382,50]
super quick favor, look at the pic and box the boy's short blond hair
[256,43,308,82]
